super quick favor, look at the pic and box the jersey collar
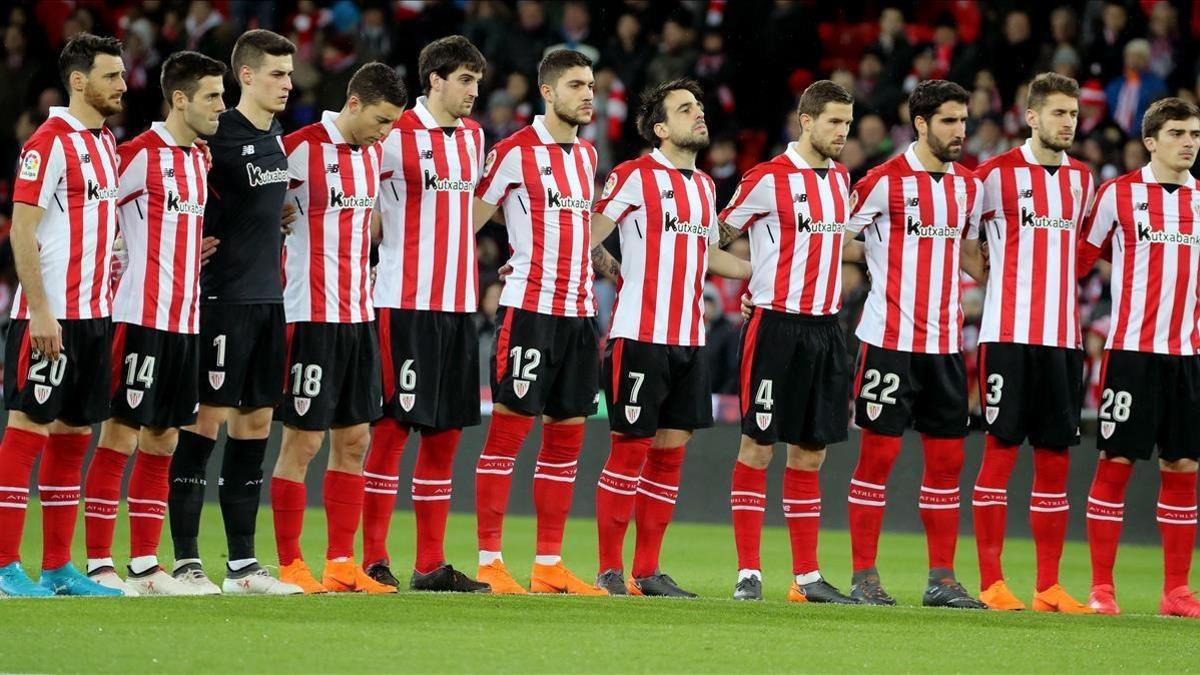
[48,106,88,132]
[532,115,579,146]
[1140,163,1199,189]
[321,110,347,145]
[1019,138,1068,166]
[785,142,832,170]
[903,142,957,175]
[413,96,459,129]
[150,121,192,147]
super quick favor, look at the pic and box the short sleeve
[1081,180,1119,248]
[718,171,772,232]
[116,144,148,205]
[594,164,642,223]
[13,133,66,209]
[475,144,522,205]
[378,128,402,181]
[846,171,888,235]
[285,136,309,187]
[963,176,984,240]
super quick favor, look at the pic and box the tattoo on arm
[718,221,741,248]
[591,243,620,279]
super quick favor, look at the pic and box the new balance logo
[421,149,434,160]
[329,187,375,209]
[166,191,205,215]
[794,193,808,203]
[664,213,708,236]
[80,154,91,164]
[1019,207,1072,230]
[540,166,553,176]
[1136,202,1149,211]
[241,145,255,156]
[422,169,473,192]
[1019,189,1033,198]
[545,188,589,210]
[327,163,340,174]
[905,215,956,238]
[796,214,843,234]
[906,197,919,207]
[163,168,175,178]
[86,179,118,201]
[660,189,674,199]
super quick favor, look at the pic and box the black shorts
[110,323,199,429]
[738,309,849,446]
[977,342,1083,448]
[1095,350,1200,462]
[276,322,382,430]
[4,317,112,426]
[852,343,968,438]
[377,308,481,431]
[603,338,712,437]
[490,306,599,419]
[198,303,286,409]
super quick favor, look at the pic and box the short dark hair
[418,35,485,94]
[1142,97,1200,139]
[1027,72,1080,110]
[230,29,295,76]
[636,78,704,146]
[797,80,854,121]
[347,62,408,108]
[160,51,227,101]
[538,49,592,87]
[59,32,122,89]
[908,79,970,132]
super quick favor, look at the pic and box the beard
[672,131,710,152]
[84,83,123,117]
[811,134,843,160]
[929,133,963,163]
[552,99,591,127]
[1037,127,1073,152]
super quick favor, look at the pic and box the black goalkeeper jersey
[200,108,290,304]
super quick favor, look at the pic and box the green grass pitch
[2,508,1194,673]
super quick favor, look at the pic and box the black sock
[220,437,268,561]
[168,430,217,561]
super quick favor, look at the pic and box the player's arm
[716,221,742,248]
[1076,181,1117,279]
[708,246,751,279]
[473,197,501,233]
[370,208,382,242]
[960,237,988,284]
[11,203,61,359]
[589,212,620,282]
[841,236,864,263]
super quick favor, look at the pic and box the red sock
[632,446,684,578]
[731,461,767,571]
[39,432,90,570]
[412,429,460,574]
[361,419,408,566]
[324,470,364,561]
[1157,470,1197,592]
[1086,458,1132,587]
[533,422,584,557]
[596,434,652,573]
[972,435,1018,589]
[920,435,964,571]
[0,428,47,566]
[83,446,128,561]
[475,412,534,552]
[848,429,901,572]
[127,452,172,559]
[783,467,821,576]
[270,477,307,566]
[1030,448,1070,592]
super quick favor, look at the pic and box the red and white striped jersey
[376,97,485,313]
[595,149,718,346]
[282,111,381,324]
[11,107,118,320]
[976,141,1094,348]
[1078,165,1200,355]
[847,143,983,354]
[476,116,597,317]
[112,123,208,333]
[719,145,850,316]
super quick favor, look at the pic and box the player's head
[636,78,708,152]
[1026,72,1079,152]
[1142,97,1200,171]
[231,29,295,114]
[797,80,854,160]
[59,32,125,117]
[161,51,227,136]
[342,62,408,146]
[909,79,970,163]
[419,35,485,119]
[538,49,594,127]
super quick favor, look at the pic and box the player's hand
[30,308,63,362]
[195,138,213,171]
[740,293,755,321]
[980,240,990,269]
[200,236,220,266]
[498,263,513,281]
[281,202,298,235]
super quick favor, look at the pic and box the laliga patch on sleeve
[602,173,618,200]
[483,149,497,176]
[19,150,41,181]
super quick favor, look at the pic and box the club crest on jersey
[624,405,641,424]
[985,406,999,424]
[1193,200,1200,217]
[865,402,883,421]
[208,371,225,390]
[955,191,967,209]
[513,379,530,399]
[126,389,144,409]
[399,393,416,412]
[18,150,40,181]
[294,397,311,416]
[756,412,772,430]
[1071,186,1082,201]
[602,173,618,199]
[1100,420,1115,439]
[34,384,52,404]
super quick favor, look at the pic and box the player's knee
[279,429,323,468]
[138,427,179,456]
[652,428,692,449]
[786,444,826,471]
[737,436,773,469]
[6,411,49,434]
[1161,458,1199,473]
[97,418,139,453]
